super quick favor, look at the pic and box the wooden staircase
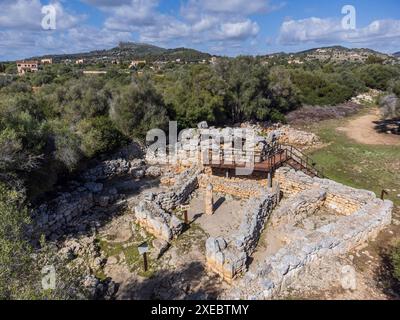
[204,144,326,179]
[280,145,325,178]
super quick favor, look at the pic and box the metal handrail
[281,144,325,178]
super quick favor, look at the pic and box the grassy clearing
[303,112,400,206]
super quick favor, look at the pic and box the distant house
[75,59,84,65]
[210,56,218,65]
[41,58,53,65]
[16,60,39,75]
[83,70,107,75]
[129,60,146,69]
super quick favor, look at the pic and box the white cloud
[0,27,133,60]
[218,20,260,40]
[279,17,400,48]
[99,0,269,47]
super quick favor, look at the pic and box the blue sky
[0,0,399,60]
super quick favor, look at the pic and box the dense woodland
[0,55,400,298]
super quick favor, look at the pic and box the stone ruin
[142,124,393,296]
[31,123,394,299]
[224,167,393,299]
[133,167,201,241]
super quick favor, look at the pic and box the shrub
[77,116,126,158]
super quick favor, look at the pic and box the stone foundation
[225,167,393,299]
[275,167,374,215]
[134,199,184,241]
[199,175,265,199]
[205,188,279,282]
[133,167,201,241]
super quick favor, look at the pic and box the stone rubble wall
[134,199,184,242]
[198,174,265,199]
[32,183,119,239]
[270,188,327,227]
[156,167,202,211]
[83,159,146,182]
[270,125,320,146]
[275,167,376,215]
[146,127,274,167]
[133,167,201,241]
[31,143,147,240]
[225,168,393,300]
[206,190,279,282]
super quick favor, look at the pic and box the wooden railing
[204,144,326,178]
[280,144,325,178]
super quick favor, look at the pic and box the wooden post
[143,252,148,272]
[183,210,189,225]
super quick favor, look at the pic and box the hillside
[262,46,397,64]
[394,52,400,58]
[28,42,212,63]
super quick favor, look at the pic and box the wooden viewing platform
[204,145,325,178]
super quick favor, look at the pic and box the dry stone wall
[275,167,374,215]
[135,198,184,241]
[133,167,201,241]
[32,183,119,239]
[270,188,327,227]
[224,167,393,299]
[198,174,265,199]
[206,189,279,282]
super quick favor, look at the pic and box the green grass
[97,223,157,278]
[304,115,400,206]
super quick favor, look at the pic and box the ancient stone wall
[270,188,327,227]
[198,174,265,199]
[206,190,279,282]
[133,167,201,241]
[225,168,393,299]
[156,167,201,211]
[135,197,184,241]
[32,182,119,239]
[275,167,375,215]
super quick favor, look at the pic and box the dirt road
[337,109,400,146]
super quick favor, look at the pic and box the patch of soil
[337,109,400,146]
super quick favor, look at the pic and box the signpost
[180,205,190,225]
[138,242,149,272]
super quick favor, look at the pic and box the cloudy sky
[0,0,399,61]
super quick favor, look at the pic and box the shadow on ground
[373,118,400,135]
[117,261,224,300]
[375,248,400,300]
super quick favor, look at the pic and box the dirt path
[337,109,400,146]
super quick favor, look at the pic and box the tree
[0,183,33,299]
[161,65,227,128]
[110,77,169,139]
[357,64,400,91]
[77,116,126,158]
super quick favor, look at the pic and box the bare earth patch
[337,109,400,146]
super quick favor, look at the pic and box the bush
[391,244,400,282]
[0,183,33,299]
[111,78,169,139]
[77,116,126,158]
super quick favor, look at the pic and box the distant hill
[28,42,212,63]
[394,52,400,58]
[262,46,395,64]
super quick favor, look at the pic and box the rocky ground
[277,207,400,300]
